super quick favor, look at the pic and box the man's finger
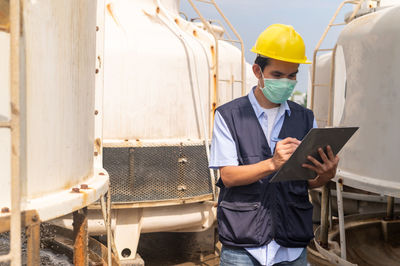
[318,147,329,163]
[327,145,335,160]
[279,137,300,145]
[307,155,323,168]
[302,163,318,172]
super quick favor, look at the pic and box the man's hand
[303,145,340,188]
[271,137,301,171]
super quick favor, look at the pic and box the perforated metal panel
[103,144,213,203]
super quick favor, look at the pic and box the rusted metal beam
[26,222,40,266]
[386,196,395,220]
[73,207,88,266]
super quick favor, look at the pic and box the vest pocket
[218,201,261,245]
[286,201,314,242]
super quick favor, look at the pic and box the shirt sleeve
[313,118,318,129]
[209,111,239,169]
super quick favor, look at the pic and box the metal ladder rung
[330,23,347,26]
[316,48,334,52]
[219,79,244,83]
[0,121,11,128]
[220,38,241,44]
[313,84,330,87]
[195,0,213,4]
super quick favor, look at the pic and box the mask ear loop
[258,65,265,89]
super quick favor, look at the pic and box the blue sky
[180,0,353,92]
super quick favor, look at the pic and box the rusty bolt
[72,187,80,193]
[156,6,160,13]
[80,184,89,189]
[32,215,39,223]
[99,172,105,176]
[94,151,98,156]
[338,178,343,184]
[95,68,99,74]
[94,110,99,115]
[96,26,99,31]
[1,207,10,213]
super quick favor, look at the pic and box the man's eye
[273,74,281,78]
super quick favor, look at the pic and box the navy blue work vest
[216,95,315,248]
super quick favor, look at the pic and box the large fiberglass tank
[0,0,108,224]
[93,0,256,262]
[333,4,400,196]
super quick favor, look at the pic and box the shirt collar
[248,86,291,118]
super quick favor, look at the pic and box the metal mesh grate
[103,144,213,203]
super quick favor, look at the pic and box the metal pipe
[319,185,330,248]
[0,254,12,263]
[10,0,21,265]
[107,191,112,266]
[0,121,11,128]
[386,196,395,220]
[336,179,347,260]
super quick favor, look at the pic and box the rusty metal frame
[186,0,246,104]
[310,0,365,111]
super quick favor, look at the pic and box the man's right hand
[271,137,300,171]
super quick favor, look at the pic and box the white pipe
[336,179,347,260]
[10,0,21,265]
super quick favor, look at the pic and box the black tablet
[269,127,359,183]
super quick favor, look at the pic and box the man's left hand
[302,145,339,188]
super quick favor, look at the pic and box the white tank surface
[0,0,108,222]
[334,4,400,197]
[101,0,255,207]
[307,52,332,128]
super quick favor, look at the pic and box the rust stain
[1,207,10,213]
[71,187,80,193]
[193,30,197,37]
[10,103,19,115]
[80,184,89,189]
[156,6,160,14]
[0,0,10,32]
[106,3,121,27]
[73,209,88,266]
[174,18,179,24]
[94,138,101,155]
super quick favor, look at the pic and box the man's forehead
[266,59,299,73]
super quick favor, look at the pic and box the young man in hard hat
[210,24,339,266]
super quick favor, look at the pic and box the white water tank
[334,4,400,196]
[102,0,256,204]
[0,0,108,222]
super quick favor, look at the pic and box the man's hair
[254,55,271,72]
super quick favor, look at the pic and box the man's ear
[252,64,262,79]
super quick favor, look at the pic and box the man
[210,24,339,266]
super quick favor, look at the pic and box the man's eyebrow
[271,70,284,75]
[270,70,299,75]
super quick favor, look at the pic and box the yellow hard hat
[251,24,311,64]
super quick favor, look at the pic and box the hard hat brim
[251,47,312,64]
